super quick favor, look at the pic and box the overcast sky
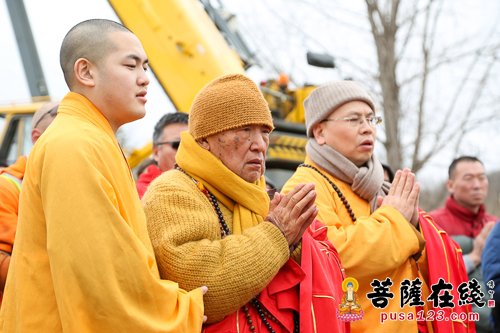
[1,0,499,185]
[0,0,172,150]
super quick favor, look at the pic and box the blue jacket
[483,222,500,302]
[482,222,500,330]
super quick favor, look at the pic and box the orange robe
[0,92,204,332]
[0,156,26,301]
[283,157,474,333]
[0,156,26,254]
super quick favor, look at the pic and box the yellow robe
[143,167,289,323]
[283,157,429,333]
[0,92,204,333]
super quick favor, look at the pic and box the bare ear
[197,138,210,150]
[31,128,42,144]
[446,179,454,194]
[312,123,326,145]
[152,145,160,163]
[73,58,96,87]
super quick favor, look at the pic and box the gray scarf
[306,140,391,212]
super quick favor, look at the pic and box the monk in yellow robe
[283,81,474,333]
[0,19,205,332]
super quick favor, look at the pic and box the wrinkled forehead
[209,122,273,137]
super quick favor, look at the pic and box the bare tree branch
[396,2,421,61]
[450,57,497,153]
[366,0,405,168]
[400,43,500,87]
[412,57,497,170]
[411,0,433,170]
[218,0,500,177]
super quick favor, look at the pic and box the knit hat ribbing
[189,74,274,140]
[304,81,375,137]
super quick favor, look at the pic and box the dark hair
[382,163,394,182]
[60,19,131,88]
[448,156,483,179]
[134,157,157,179]
[153,112,189,144]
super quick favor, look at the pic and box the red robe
[419,211,476,333]
[203,220,349,333]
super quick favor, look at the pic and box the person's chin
[242,171,262,183]
[471,198,486,205]
[132,108,147,120]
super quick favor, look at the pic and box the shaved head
[60,19,131,88]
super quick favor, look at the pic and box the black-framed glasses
[155,140,180,150]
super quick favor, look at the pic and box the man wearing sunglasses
[136,112,188,198]
[0,100,58,301]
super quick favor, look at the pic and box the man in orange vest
[0,101,58,295]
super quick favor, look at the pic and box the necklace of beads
[175,165,230,237]
[175,164,299,332]
[203,187,231,238]
[298,163,357,223]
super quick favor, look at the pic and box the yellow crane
[2,0,334,188]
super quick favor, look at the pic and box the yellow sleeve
[41,138,204,333]
[143,171,290,323]
[283,165,421,280]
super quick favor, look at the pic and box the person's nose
[359,118,375,134]
[138,68,150,87]
[250,132,268,153]
[471,177,482,189]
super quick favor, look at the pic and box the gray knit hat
[304,80,375,137]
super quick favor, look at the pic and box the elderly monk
[282,80,475,333]
[0,19,205,332]
[143,74,348,332]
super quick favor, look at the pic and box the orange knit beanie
[188,74,274,140]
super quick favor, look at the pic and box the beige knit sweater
[143,170,290,323]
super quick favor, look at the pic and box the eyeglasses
[323,115,382,128]
[33,105,58,129]
[155,140,180,150]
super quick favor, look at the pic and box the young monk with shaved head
[0,19,205,332]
